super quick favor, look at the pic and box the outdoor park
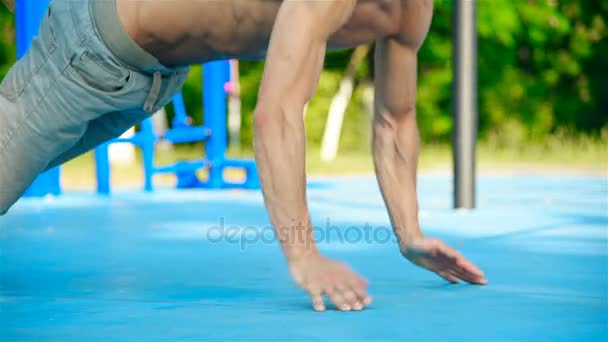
[0,0,606,340]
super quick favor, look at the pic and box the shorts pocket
[67,49,134,93]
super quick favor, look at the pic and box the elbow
[253,105,281,139]
[253,101,293,143]
[379,92,416,122]
[372,106,419,151]
[253,108,270,135]
[254,99,306,138]
[374,105,416,132]
[387,104,416,122]
[253,98,277,131]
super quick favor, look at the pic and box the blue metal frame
[94,61,259,193]
[16,0,61,197]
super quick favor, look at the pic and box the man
[0,0,486,311]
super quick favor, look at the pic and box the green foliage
[1,1,606,154]
[414,0,608,144]
[0,5,15,78]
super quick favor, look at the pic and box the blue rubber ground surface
[1,175,607,341]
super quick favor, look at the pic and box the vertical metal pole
[15,0,47,57]
[203,61,230,188]
[95,144,110,195]
[171,93,189,126]
[16,0,61,197]
[452,0,477,209]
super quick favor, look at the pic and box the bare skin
[117,0,487,312]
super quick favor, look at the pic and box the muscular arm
[373,36,423,247]
[373,1,486,284]
[253,0,371,311]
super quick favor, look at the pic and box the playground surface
[1,175,607,340]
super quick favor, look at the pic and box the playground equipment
[94,61,259,194]
[14,0,476,207]
[14,0,258,196]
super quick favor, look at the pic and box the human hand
[289,253,372,312]
[401,236,487,284]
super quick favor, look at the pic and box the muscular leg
[0,0,188,214]
[0,5,142,214]
[0,71,89,214]
[0,71,141,215]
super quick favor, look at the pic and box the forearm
[253,105,317,262]
[250,0,355,265]
[372,111,422,249]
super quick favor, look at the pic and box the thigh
[0,1,144,213]
[0,8,74,213]
[0,56,89,213]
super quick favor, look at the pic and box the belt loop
[144,71,162,113]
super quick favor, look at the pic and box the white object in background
[320,78,354,161]
[151,107,168,137]
[320,45,370,162]
[228,94,241,150]
[109,127,136,165]
[227,60,242,150]
[151,107,172,151]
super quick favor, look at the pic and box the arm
[253,0,371,312]
[373,2,486,284]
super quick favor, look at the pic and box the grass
[60,136,606,191]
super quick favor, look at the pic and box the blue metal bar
[171,93,189,127]
[93,60,259,192]
[203,61,231,189]
[140,119,155,191]
[95,143,111,195]
[15,0,47,57]
[154,160,210,174]
[163,126,211,144]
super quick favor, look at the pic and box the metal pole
[203,60,230,188]
[452,0,477,209]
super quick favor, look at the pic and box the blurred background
[0,0,606,190]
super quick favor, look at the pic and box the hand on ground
[401,236,487,285]
[289,253,372,312]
